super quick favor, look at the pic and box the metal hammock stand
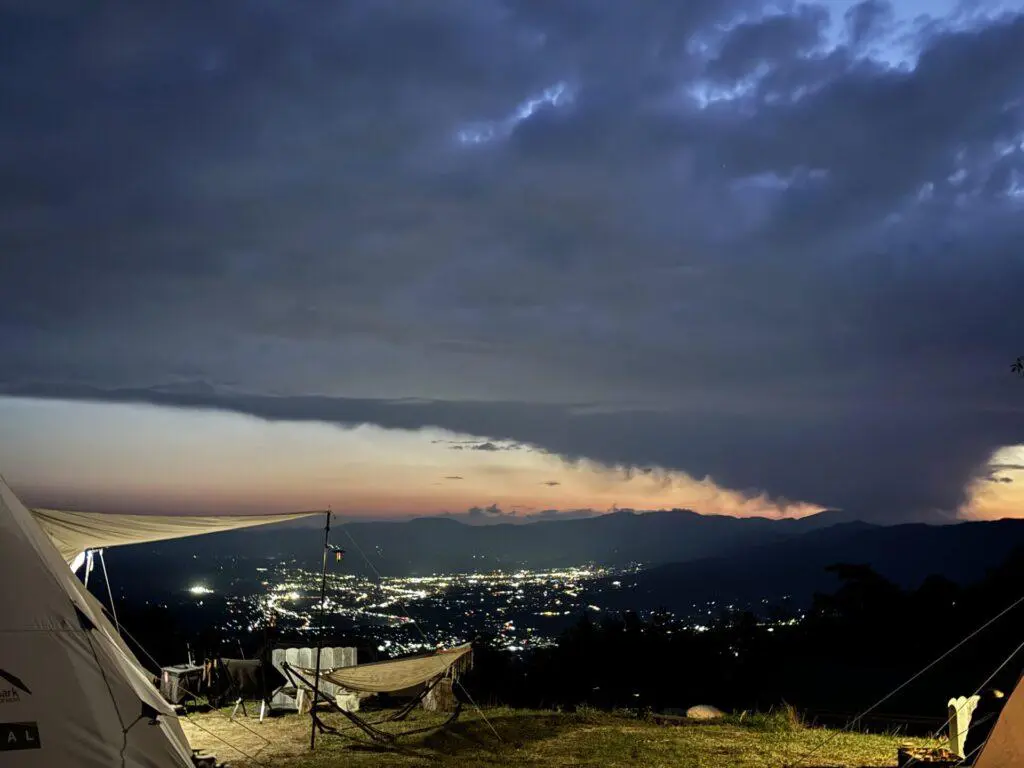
[279,662,463,744]
[301,511,488,749]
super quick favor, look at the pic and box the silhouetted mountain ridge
[601,517,1024,611]
[108,507,854,578]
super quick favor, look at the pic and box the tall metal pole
[310,509,331,750]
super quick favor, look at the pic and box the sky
[1,0,1023,524]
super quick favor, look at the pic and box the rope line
[182,713,273,768]
[790,592,1024,766]
[901,637,1024,768]
[83,630,129,768]
[97,548,119,634]
[119,714,145,766]
[0,627,94,634]
[112,619,273,747]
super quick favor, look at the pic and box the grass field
[181,706,942,768]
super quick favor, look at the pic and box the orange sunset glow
[962,445,1024,521]
[0,397,825,521]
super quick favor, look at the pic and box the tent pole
[98,548,120,634]
[310,509,331,750]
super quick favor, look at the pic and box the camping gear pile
[897,745,960,767]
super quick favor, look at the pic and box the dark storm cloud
[467,503,510,520]
[845,0,894,48]
[523,508,600,523]
[451,503,597,525]
[705,4,830,82]
[433,439,524,451]
[2,1,1024,521]
[984,463,1024,483]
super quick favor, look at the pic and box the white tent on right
[974,679,1024,767]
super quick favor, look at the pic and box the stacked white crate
[271,646,357,710]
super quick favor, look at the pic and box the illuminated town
[173,560,801,657]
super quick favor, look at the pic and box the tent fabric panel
[83,630,193,767]
[0,630,120,766]
[81,630,194,767]
[90,617,178,719]
[1,480,175,717]
[0,477,192,766]
[0,482,111,633]
[73,583,176,717]
[122,714,195,768]
[31,507,321,565]
[974,678,1024,768]
[303,645,472,694]
[0,628,191,767]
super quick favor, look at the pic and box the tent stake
[310,509,331,750]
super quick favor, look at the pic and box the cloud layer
[2,1,1023,521]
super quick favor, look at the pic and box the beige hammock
[282,644,474,743]
[294,643,473,694]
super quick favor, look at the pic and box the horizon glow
[0,396,823,520]
[2,395,1019,522]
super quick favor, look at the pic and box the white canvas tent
[0,475,195,766]
[974,677,1024,767]
[0,474,318,766]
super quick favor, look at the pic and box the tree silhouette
[1013,357,1023,376]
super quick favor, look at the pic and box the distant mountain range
[113,507,852,576]
[596,518,1024,612]
[103,508,1024,610]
